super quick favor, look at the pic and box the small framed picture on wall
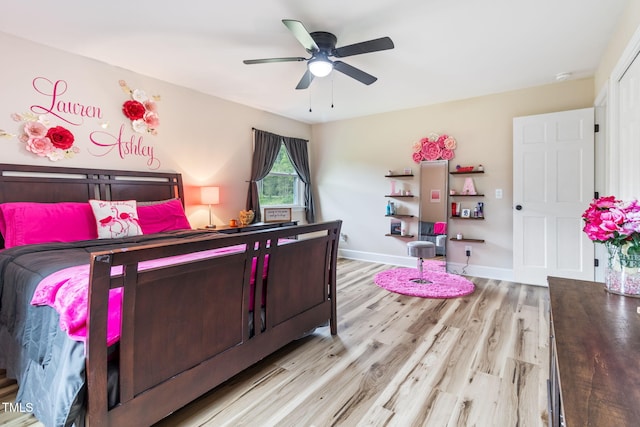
[461,208,471,218]
[430,189,441,203]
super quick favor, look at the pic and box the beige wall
[595,0,640,95]
[3,16,637,278]
[312,79,594,276]
[0,32,311,228]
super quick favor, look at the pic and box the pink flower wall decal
[412,133,457,163]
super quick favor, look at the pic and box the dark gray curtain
[246,129,281,222]
[282,137,315,223]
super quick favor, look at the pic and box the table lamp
[200,186,220,228]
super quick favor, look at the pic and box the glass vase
[605,243,640,297]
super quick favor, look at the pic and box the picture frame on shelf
[461,208,471,218]
[264,207,292,222]
[390,219,402,235]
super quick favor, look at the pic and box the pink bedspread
[31,243,270,346]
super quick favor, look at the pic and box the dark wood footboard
[85,221,341,427]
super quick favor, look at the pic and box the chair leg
[411,257,431,284]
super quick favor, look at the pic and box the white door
[513,108,595,286]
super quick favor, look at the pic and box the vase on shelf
[239,209,254,226]
[605,242,640,297]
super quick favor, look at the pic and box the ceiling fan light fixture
[308,56,333,77]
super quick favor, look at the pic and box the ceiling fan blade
[282,19,319,52]
[334,37,394,58]
[295,69,315,90]
[333,61,377,85]
[243,57,306,65]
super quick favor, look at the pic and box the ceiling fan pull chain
[309,87,312,112]
[331,74,334,109]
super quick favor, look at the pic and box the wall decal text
[89,124,160,170]
[30,77,103,126]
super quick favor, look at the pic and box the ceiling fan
[243,19,394,90]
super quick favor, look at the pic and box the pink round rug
[374,268,475,298]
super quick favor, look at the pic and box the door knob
[515,205,522,210]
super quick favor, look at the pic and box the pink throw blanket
[31,243,272,346]
[433,222,447,235]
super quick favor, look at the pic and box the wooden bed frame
[0,163,341,426]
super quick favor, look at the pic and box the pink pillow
[89,200,143,239]
[137,199,191,234]
[0,202,98,248]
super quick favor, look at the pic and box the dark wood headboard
[0,163,184,204]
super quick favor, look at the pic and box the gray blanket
[0,230,209,426]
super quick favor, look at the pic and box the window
[258,144,302,206]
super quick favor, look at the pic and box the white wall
[312,79,595,277]
[595,0,640,95]
[0,32,311,228]
[3,22,638,280]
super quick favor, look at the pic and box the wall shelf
[450,170,484,175]
[384,172,416,238]
[449,237,485,243]
[449,168,486,244]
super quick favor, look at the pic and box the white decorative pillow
[89,200,143,239]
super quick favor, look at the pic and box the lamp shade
[200,186,220,205]
[308,56,333,77]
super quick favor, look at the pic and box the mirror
[418,160,448,267]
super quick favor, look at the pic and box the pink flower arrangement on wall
[412,133,456,163]
[119,80,160,135]
[11,112,79,161]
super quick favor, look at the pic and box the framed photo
[430,189,441,203]
[461,208,471,218]
[390,219,402,235]
[263,207,292,222]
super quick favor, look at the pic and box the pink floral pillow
[89,200,143,239]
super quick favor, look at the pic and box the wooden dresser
[548,276,640,426]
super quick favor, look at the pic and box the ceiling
[1,0,628,124]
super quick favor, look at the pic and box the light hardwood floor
[1,258,550,427]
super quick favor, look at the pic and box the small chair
[407,241,436,284]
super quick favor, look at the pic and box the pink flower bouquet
[582,196,640,255]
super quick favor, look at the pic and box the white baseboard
[338,249,515,282]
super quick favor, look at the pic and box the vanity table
[547,276,640,426]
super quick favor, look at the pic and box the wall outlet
[465,245,472,256]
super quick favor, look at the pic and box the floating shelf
[384,214,415,218]
[385,194,415,198]
[450,216,485,220]
[450,170,485,175]
[450,238,485,243]
[384,174,414,178]
[450,194,485,197]
[385,234,414,238]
